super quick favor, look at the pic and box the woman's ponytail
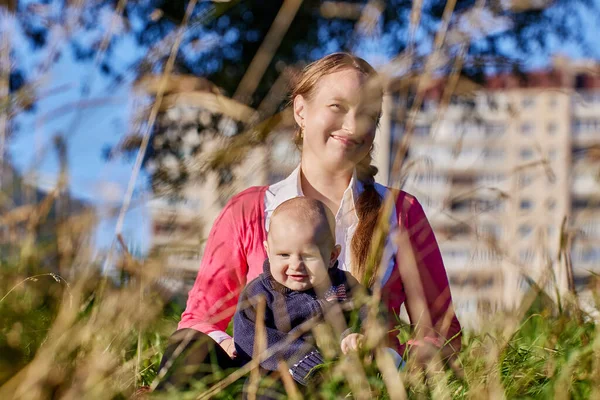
[352,152,385,287]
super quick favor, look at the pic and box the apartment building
[376,59,600,328]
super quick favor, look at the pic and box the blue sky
[8,18,150,253]
[6,2,600,256]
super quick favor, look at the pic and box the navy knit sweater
[233,259,366,385]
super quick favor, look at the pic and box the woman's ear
[329,244,342,267]
[293,95,306,129]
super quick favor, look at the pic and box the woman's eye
[330,104,342,110]
[360,112,379,122]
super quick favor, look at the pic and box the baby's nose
[290,258,305,270]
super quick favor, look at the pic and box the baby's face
[265,213,337,292]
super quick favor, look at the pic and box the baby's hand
[341,333,364,354]
[219,338,237,359]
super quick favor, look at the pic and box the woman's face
[294,68,382,173]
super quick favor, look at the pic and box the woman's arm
[396,192,462,357]
[178,188,265,342]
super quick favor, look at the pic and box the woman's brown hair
[289,52,385,287]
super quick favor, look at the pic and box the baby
[233,197,366,386]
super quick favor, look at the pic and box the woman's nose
[342,111,357,134]
[343,110,371,136]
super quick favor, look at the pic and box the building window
[154,223,176,235]
[456,299,477,313]
[518,173,534,188]
[520,249,535,263]
[581,221,600,237]
[548,122,558,135]
[477,173,506,186]
[413,125,430,136]
[444,249,471,262]
[521,122,534,135]
[546,198,557,210]
[573,119,600,135]
[447,224,471,236]
[549,97,558,109]
[485,123,506,137]
[573,120,583,135]
[548,149,558,161]
[450,198,504,213]
[518,224,533,237]
[572,198,600,210]
[472,249,503,263]
[522,96,535,108]
[520,148,534,160]
[520,199,533,210]
[519,278,531,292]
[482,148,505,160]
[477,223,502,237]
[576,248,600,263]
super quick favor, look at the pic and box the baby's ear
[263,240,269,254]
[330,244,342,267]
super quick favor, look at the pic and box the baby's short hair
[269,197,336,247]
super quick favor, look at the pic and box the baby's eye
[278,253,290,258]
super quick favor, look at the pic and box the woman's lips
[331,135,361,146]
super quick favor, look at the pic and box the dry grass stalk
[247,294,267,400]
[375,347,408,400]
[108,0,200,268]
[233,0,304,103]
[278,361,303,400]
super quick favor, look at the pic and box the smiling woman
[154,53,462,393]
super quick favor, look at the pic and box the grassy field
[1,244,599,400]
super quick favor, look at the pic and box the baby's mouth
[288,274,308,281]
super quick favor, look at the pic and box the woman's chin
[303,145,367,172]
[326,143,369,164]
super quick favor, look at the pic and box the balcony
[572,91,600,118]
[448,197,506,216]
[571,246,600,272]
[572,175,600,197]
[149,196,204,219]
[151,220,204,247]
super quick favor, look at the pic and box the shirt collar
[267,165,364,220]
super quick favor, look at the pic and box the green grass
[1,251,599,399]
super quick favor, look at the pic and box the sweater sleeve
[178,188,261,335]
[233,285,324,385]
[397,193,462,353]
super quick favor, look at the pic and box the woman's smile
[330,134,362,147]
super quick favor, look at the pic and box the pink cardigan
[179,186,461,354]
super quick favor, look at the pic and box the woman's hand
[219,338,237,359]
[341,333,364,354]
